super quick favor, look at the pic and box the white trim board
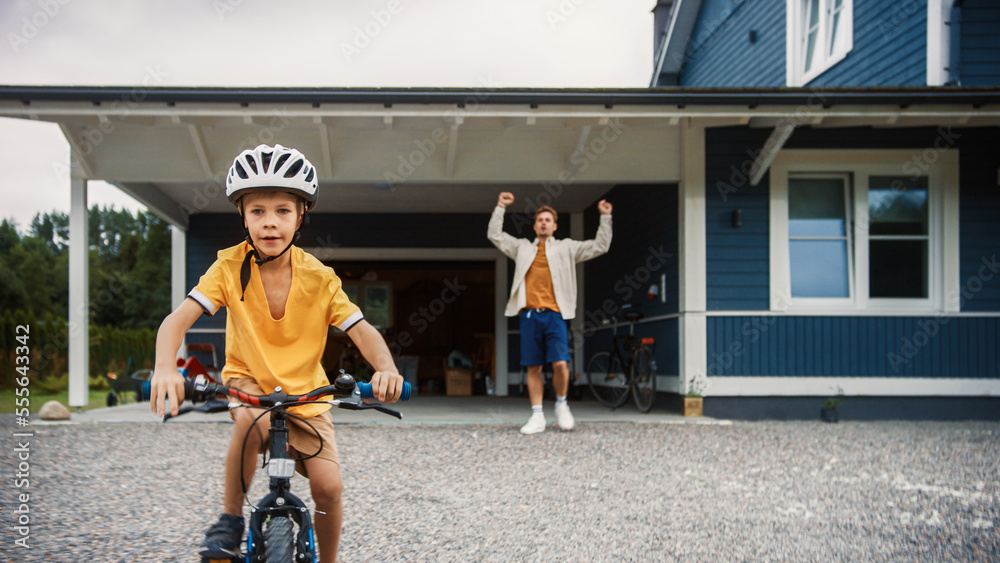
[703,376,1000,397]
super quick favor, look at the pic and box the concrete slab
[34,396,730,426]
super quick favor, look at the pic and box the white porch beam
[445,116,463,178]
[567,125,593,177]
[109,181,188,228]
[68,171,89,408]
[749,122,796,187]
[57,124,95,178]
[678,119,707,396]
[314,117,334,177]
[187,124,214,177]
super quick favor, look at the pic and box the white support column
[570,212,585,380]
[68,173,89,408]
[171,226,187,310]
[494,256,508,396]
[171,226,187,359]
[678,119,708,396]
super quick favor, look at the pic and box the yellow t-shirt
[524,239,560,312]
[188,242,363,417]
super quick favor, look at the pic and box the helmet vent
[261,151,273,172]
[234,162,248,179]
[274,153,290,171]
[245,156,258,174]
[284,159,303,178]
[304,167,315,183]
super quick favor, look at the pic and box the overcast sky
[0,0,657,232]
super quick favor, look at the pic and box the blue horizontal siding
[958,0,1000,85]
[707,316,1000,377]
[680,0,930,86]
[582,184,679,377]
[705,126,1000,314]
[580,317,679,378]
[682,0,785,86]
[812,0,926,86]
[584,184,679,321]
[705,127,772,310]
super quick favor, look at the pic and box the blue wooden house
[2,2,997,418]
[639,0,1000,418]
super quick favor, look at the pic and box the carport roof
[3,84,999,106]
[2,85,998,227]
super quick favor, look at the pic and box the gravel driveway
[2,418,997,562]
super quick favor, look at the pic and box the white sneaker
[555,402,575,431]
[520,412,546,435]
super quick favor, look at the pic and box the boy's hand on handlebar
[368,370,405,403]
[150,366,186,418]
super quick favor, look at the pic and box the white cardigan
[488,206,612,320]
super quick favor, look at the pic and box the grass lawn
[0,388,115,414]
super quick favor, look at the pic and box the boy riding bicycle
[149,144,404,563]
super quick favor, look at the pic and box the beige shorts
[224,377,340,475]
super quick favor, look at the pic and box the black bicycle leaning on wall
[585,304,657,412]
[164,372,411,563]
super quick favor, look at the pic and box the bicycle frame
[246,406,317,563]
[167,373,406,563]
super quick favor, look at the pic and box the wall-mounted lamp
[732,209,743,228]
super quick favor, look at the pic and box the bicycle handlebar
[358,381,412,401]
[164,373,410,421]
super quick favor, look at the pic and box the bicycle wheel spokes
[587,351,629,408]
[262,516,295,563]
[631,346,657,413]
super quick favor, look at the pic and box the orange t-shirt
[188,243,363,417]
[524,239,560,312]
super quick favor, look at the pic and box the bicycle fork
[244,415,317,563]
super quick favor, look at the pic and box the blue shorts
[520,309,570,367]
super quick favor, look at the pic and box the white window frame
[770,150,960,314]
[786,0,854,86]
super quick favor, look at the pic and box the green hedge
[0,309,155,391]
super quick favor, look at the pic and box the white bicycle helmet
[226,144,318,209]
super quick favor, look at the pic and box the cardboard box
[445,367,472,396]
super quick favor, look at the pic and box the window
[787,0,853,86]
[788,175,852,298]
[343,282,392,330]
[770,150,959,312]
[868,176,929,299]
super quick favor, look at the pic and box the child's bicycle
[585,304,657,412]
[164,372,411,563]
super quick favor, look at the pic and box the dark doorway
[321,260,495,395]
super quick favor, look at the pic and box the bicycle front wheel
[263,516,295,563]
[631,346,657,413]
[587,351,629,408]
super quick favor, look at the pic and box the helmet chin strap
[238,211,308,301]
